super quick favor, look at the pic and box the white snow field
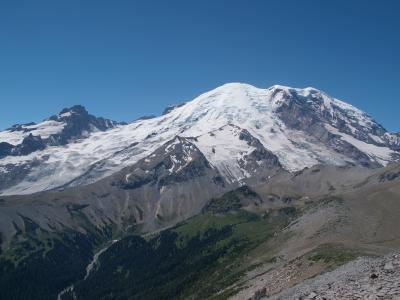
[0,83,397,195]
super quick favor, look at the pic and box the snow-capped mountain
[0,105,119,157]
[0,83,399,195]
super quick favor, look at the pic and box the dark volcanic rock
[0,134,46,158]
[116,136,223,190]
[275,88,387,167]
[238,128,282,172]
[162,103,186,115]
[47,105,119,145]
[0,143,13,158]
[14,134,46,156]
[0,105,120,158]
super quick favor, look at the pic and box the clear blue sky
[1,0,399,131]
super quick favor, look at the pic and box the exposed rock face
[14,134,46,155]
[325,136,382,168]
[275,87,386,146]
[0,134,46,158]
[237,128,282,178]
[46,105,119,145]
[116,136,217,189]
[161,102,186,115]
[379,170,400,182]
[188,125,283,185]
[0,143,13,158]
[384,132,400,150]
[275,87,386,168]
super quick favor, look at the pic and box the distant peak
[59,105,88,116]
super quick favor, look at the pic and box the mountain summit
[0,105,119,148]
[0,83,399,195]
[1,84,400,300]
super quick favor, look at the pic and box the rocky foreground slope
[270,252,400,300]
[227,163,400,300]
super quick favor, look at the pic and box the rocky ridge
[269,252,400,300]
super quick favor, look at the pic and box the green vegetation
[0,231,93,300]
[202,186,260,214]
[0,186,299,300]
[72,200,298,299]
[308,243,361,265]
[0,214,116,300]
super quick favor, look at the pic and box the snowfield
[0,83,398,195]
[0,120,66,145]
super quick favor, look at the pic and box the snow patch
[0,120,65,145]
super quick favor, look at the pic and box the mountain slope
[0,146,399,300]
[57,163,400,300]
[0,136,228,249]
[0,136,231,300]
[0,83,399,196]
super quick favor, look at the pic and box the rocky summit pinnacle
[59,104,88,116]
[0,104,119,160]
